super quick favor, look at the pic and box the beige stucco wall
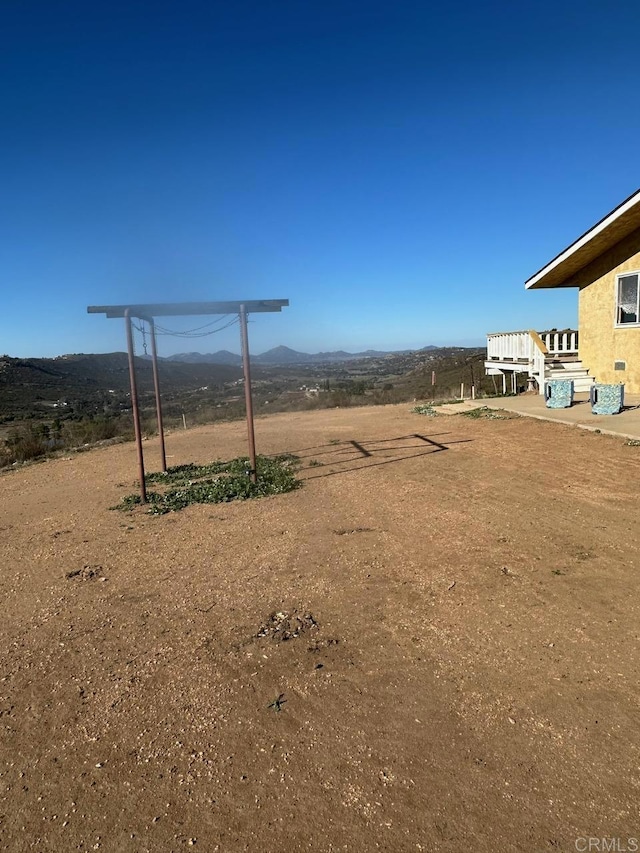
[574,226,640,393]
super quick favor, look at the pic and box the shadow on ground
[279,432,473,478]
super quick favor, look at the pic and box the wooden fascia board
[525,189,640,290]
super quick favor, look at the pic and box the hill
[164,350,243,365]
[0,353,243,417]
[0,345,493,439]
[162,345,424,365]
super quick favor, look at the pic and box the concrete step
[544,376,594,391]
[544,370,592,379]
[543,365,594,393]
[544,360,584,370]
[572,377,595,392]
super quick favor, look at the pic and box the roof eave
[525,187,640,290]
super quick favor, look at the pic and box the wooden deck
[485,329,593,394]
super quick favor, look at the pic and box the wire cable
[153,315,240,338]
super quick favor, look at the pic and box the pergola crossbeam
[88,300,288,319]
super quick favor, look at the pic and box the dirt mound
[256,609,318,642]
[65,564,105,581]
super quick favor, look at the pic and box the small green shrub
[0,414,132,468]
[4,424,49,462]
[63,416,125,445]
[461,406,507,420]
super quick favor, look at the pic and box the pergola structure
[87,300,289,502]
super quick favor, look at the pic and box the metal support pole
[148,318,167,472]
[239,304,257,483]
[125,308,147,503]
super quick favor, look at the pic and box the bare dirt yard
[1,403,639,852]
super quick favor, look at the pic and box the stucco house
[485,188,640,394]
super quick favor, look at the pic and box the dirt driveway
[1,403,639,852]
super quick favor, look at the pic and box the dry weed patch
[112,453,300,514]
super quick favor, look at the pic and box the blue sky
[2,0,639,357]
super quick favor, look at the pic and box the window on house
[616,273,639,324]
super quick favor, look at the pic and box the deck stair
[543,356,593,391]
[485,329,593,394]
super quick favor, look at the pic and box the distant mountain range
[161,345,440,365]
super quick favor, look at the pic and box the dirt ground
[1,403,639,853]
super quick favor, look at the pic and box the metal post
[239,304,257,483]
[125,308,147,503]
[148,318,167,472]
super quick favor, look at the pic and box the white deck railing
[538,329,578,355]
[486,331,535,362]
[486,329,581,395]
[487,329,578,362]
